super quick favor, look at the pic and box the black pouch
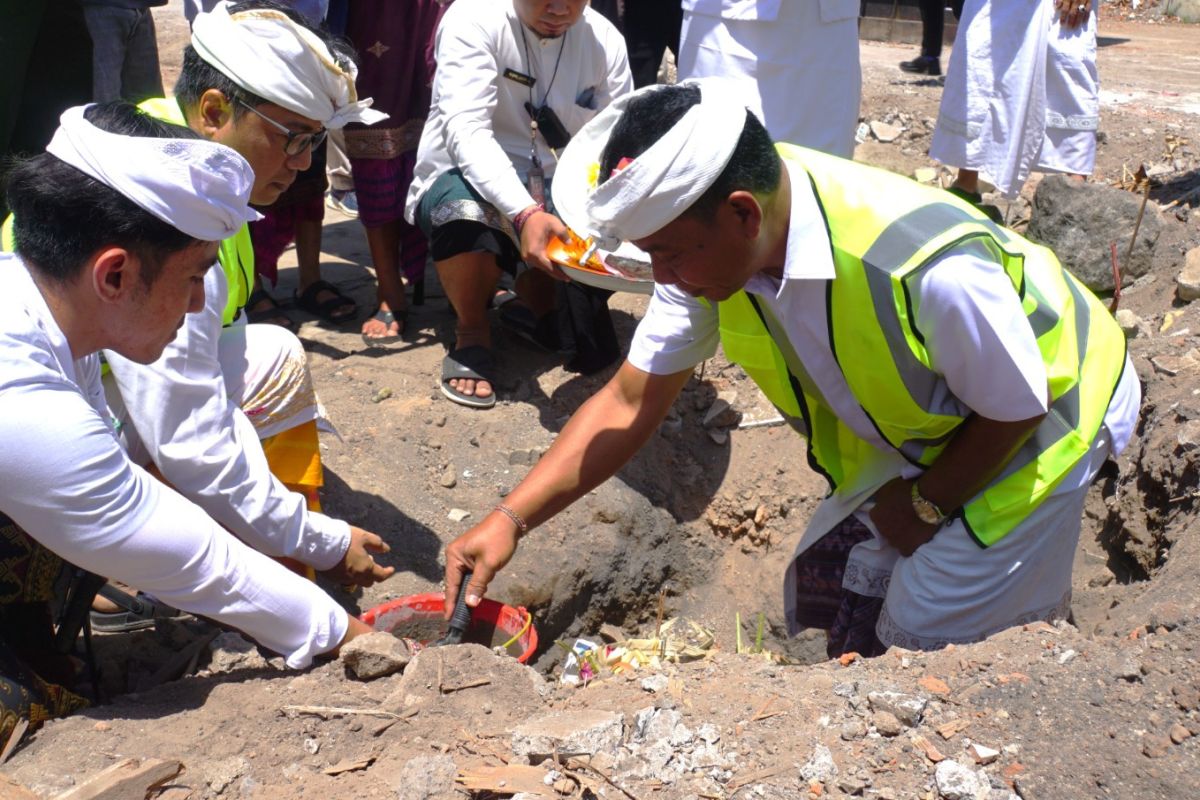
[524,102,572,150]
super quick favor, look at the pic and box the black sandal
[244,288,298,332]
[295,279,358,324]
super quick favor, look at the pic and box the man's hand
[519,208,569,280]
[869,477,941,557]
[1055,0,1090,29]
[443,513,521,618]
[324,526,395,588]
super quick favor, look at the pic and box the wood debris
[456,764,561,797]
[280,705,400,720]
[936,719,971,740]
[52,757,183,800]
[322,755,376,776]
[911,734,946,763]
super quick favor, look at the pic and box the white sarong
[677,0,861,157]
[929,0,1099,198]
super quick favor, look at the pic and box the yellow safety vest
[138,97,255,326]
[717,144,1127,547]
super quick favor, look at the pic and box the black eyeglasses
[236,99,327,156]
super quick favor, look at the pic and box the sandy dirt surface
[3,4,1200,798]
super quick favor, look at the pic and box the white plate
[556,261,655,295]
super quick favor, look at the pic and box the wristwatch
[910,481,947,526]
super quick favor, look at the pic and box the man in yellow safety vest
[440,80,1141,656]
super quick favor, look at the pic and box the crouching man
[0,102,372,743]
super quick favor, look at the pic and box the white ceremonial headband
[553,79,748,246]
[191,2,387,129]
[46,105,262,242]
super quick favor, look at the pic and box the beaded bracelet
[513,203,545,236]
[494,503,529,536]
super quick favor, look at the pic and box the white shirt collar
[746,158,835,295]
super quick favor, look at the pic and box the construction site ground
[4,4,1200,799]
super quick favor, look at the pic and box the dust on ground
[4,4,1200,799]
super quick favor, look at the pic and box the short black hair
[4,102,203,287]
[599,83,782,219]
[174,0,358,119]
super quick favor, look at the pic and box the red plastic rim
[360,592,538,664]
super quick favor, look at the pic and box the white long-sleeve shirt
[103,264,351,571]
[0,256,346,667]
[405,0,631,223]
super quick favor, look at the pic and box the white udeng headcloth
[553,79,748,246]
[190,2,387,129]
[46,105,261,242]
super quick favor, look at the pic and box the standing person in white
[929,0,1098,202]
[676,0,862,158]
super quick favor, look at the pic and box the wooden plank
[456,764,557,796]
[52,757,183,800]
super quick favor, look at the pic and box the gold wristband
[494,503,529,536]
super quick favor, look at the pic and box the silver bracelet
[494,503,529,536]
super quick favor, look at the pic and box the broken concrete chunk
[395,754,458,800]
[934,759,987,800]
[799,743,839,783]
[867,690,928,727]
[640,674,669,693]
[968,742,1000,765]
[1114,309,1141,338]
[1177,247,1200,302]
[511,709,625,760]
[448,508,471,522]
[871,120,903,143]
[341,631,414,680]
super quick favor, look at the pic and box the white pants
[677,0,861,157]
[929,0,1099,197]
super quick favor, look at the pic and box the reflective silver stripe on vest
[987,274,1091,487]
[859,204,994,422]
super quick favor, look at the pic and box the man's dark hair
[4,102,202,287]
[599,84,782,219]
[174,0,357,119]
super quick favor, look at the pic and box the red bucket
[360,593,538,664]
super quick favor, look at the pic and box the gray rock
[703,398,742,429]
[934,759,987,800]
[1026,176,1163,292]
[872,710,904,737]
[512,709,625,759]
[206,756,248,793]
[1178,247,1200,301]
[640,674,669,693]
[840,719,867,741]
[1177,420,1200,451]
[1115,655,1143,682]
[1166,0,1200,23]
[341,631,414,680]
[205,632,272,674]
[867,690,928,726]
[799,743,839,783]
[395,755,458,800]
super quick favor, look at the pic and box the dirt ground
[4,3,1200,799]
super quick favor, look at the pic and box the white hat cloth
[190,2,387,129]
[553,79,747,246]
[46,105,262,242]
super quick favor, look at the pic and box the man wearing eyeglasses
[92,0,396,626]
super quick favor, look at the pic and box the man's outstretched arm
[443,360,694,613]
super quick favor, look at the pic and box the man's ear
[91,247,133,303]
[728,191,764,239]
[196,89,234,139]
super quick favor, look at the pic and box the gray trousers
[82,4,163,103]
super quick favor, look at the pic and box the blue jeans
[82,4,163,103]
